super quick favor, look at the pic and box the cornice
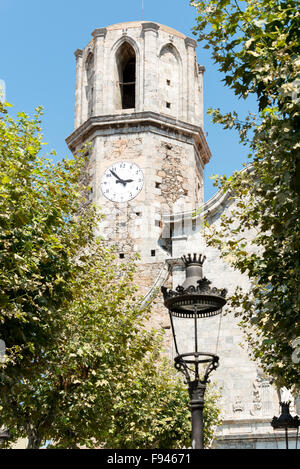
[92,28,107,39]
[66,112,211,165]
[74,49,83,59]
[185,37,197,49]
[141,22,160,33]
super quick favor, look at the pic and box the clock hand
[117,179,134,184]
[110,169,126,186]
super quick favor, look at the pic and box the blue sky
[0,0,257,201]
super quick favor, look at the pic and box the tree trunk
[27,427,43,449]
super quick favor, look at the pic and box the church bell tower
[66,21,211,270]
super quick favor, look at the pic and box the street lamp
[271,401,299,449]
[161,253,227,449]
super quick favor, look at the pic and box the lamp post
[271,401,300,449]
[161,253,227,449]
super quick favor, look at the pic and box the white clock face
[101,161,144,203]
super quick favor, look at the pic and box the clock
[101,161,144,203]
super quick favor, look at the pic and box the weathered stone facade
[67,21,208,266]
[72,22,205,127]
[66,21,298,449]
[164,192,299,449]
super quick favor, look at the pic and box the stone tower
[67,21,290,449]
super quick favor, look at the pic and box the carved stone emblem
[250,371,272,416]
[233,396,244,413]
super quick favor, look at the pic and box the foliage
[1,236,220,449]
[191,0,300,389]
[101,358,221,450]
[0,101,97,377]
[0,103,221,448]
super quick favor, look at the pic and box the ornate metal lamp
[161,253,227,449]
[271,401,300,449]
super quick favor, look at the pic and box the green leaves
[192,0,300,111]
[0,101,99,408]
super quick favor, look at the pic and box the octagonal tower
[66,22,210,265]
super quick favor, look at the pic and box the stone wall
[166,193,289,448]
[86,130,204,264]
[73,21,203,129]
[156,141,190,206]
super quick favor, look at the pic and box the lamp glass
[171,312,222,358]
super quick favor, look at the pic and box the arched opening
[86,53,94,117]
[116,42,136,110]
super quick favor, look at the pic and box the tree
[191,0,300,389]
[0,103,221,448]
[2,238,220,449]
[100,355,221,450]
[0,101,97,377]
